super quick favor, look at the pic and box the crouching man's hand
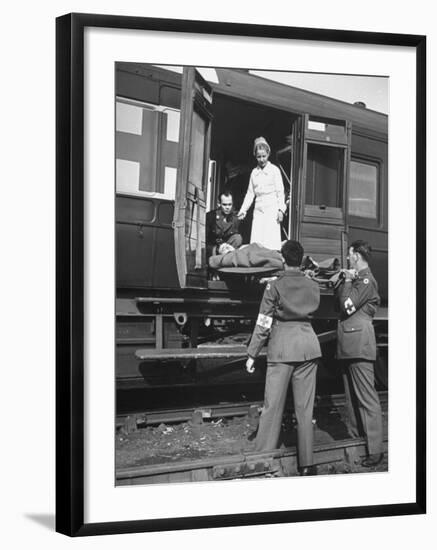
[245,356,255,374]
[218,243,235,255]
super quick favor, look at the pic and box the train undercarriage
[116,281,388,404]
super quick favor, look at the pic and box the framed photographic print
[56,13,426,536]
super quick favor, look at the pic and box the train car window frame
[304,141,346,210]
[115,95,181,201]
[300,113,351,224]
[348,156,382,228]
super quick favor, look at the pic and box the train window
[116,159,141,194]
[116,102,143,135]
[164,108,180,142]
[348,160,378,219]
[305,143,343,207]
[188,110,207,189]
[116,97,180,200]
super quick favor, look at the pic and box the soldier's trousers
[255,360,318,467]
[343,361,383,455]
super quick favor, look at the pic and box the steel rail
[116,436,388,484]
[117,391,388,428]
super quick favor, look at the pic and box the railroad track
[116,436,388,485]
[117,391,388,430]
[116,391,388,484]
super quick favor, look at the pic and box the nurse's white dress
[239,161,286,250]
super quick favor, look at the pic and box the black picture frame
[56,12,426,537]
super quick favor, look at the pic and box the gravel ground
[116,414,258,468]
[116,403,388,475]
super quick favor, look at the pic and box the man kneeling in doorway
[206,191,243,257]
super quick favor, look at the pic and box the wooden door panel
[173,68,213,288]
[298,116,352,268]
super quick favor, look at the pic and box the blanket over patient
[208,243,284,270]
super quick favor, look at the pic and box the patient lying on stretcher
[208,243,340,287]
[208,242,284,270]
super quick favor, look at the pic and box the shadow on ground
[25,514,55,531]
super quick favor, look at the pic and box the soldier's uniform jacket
[206,208,240,255]
[335,267,380,361]
[247,270,321,362]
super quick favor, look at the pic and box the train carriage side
[115,64,388,392]
[348,125,388,305]
[207,68,388,304]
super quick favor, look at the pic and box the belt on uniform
[273,319,311,326]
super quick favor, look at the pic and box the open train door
[286,115,306,241]
[295,114,352,268]
[173,68,213,288]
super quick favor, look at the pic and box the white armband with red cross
[256,313,273,329]
[344,297,356,315]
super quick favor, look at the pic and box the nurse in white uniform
[238,137,286,250]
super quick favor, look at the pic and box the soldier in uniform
[206,191,242,257]
[245,240,321,475]
[335,240,384,467]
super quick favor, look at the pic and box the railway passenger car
[115,64,388,396]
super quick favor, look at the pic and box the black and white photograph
[114,64,389,485]
[52,11,426,538]
[2,0,434,546]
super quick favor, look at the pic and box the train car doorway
[208,93,298,246]
[173,69,352,290]
[172,67,301,289]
